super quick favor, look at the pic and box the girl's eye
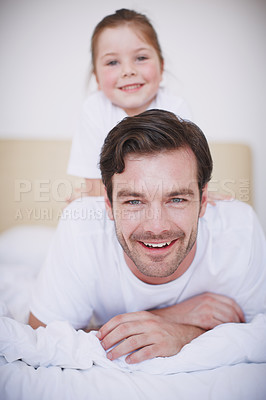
[137,56,148,62]
[107,60,118,66]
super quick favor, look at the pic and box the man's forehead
[124,147,194,161]
[112,148,198,188]
[124,147,197,167]
[113,150,199,201]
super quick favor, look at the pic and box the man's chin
[135,262,179,279]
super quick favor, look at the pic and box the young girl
[67,8,191,196]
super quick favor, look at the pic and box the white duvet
[0,226,266,400]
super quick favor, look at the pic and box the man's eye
[107,60,118,66]
[128,200,141,205]
[171,198,184,203]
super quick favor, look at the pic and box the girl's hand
[207,191,233,205]
[65,179,104,204]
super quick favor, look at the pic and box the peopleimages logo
[14,178,251,203]
[13,178,105,222]
[12,177,251,223]
[208,178,250,202]
[14,179,86,202]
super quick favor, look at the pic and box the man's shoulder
[202,200,255,233]
[197,201,257,265]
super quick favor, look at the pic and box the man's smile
[143,241,171,248]
[138,239,178,251]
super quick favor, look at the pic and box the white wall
[1,0,265,232]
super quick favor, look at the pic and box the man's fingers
[212,294,245,323]
[109,341,162,364]
[97,311,151,340]
[202,293,245,323]
[179,292,246,329]
[212,304,244,325]
[101,320,145,351]
[226,300,245,323]
[106,333,151,361]
[202,299,245,328]
[125,344,158,364]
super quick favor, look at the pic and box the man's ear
[199,184,208,218]
[104,188,114,220]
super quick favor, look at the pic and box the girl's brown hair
[91,9,164,74]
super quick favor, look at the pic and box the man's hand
[151,292,245,330]
[28,312,46,329]
[96,311,204,364]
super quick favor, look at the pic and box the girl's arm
[84,178,105,197]
[66,179,104,204]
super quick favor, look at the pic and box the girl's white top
[67,88,192,179]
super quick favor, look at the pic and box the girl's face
[94,25,163,116]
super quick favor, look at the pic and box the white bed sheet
[0,226,266,400]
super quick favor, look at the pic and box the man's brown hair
[100,109,213,203]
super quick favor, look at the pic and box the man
[29,110,266,365]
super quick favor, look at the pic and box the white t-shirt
[30,198,266,330]
[67,88,192,179]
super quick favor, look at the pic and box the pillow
[0,225,55,268]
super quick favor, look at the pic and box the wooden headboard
[0,139,252,233]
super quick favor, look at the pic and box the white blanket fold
[1,305,265,375]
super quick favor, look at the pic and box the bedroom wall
[0,0,265,233]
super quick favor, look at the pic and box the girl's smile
[94,25,163,116]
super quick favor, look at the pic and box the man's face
[105,148,208,284]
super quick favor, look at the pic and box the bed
[1,139,266,400]
[0,139,253,232]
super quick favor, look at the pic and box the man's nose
[141,206,171,235]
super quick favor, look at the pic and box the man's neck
[123,242,197,285]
